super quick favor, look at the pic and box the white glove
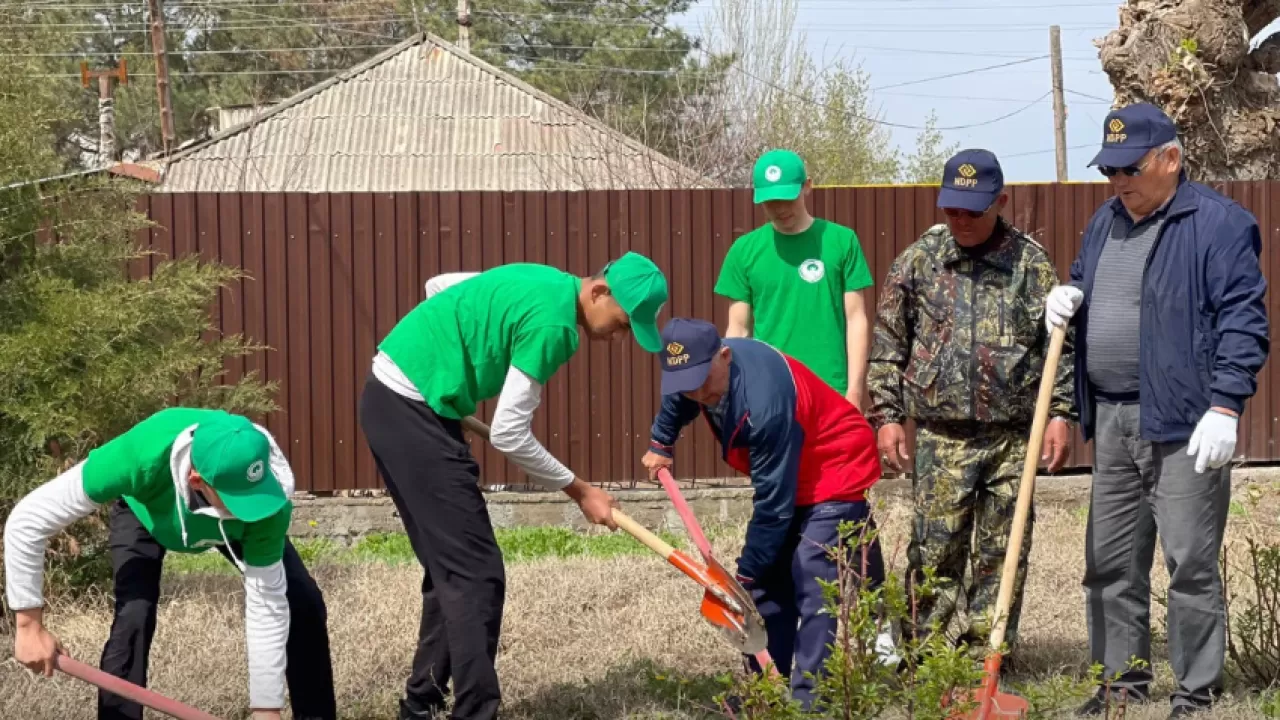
[1187,409,1238,474]
[1045,285,1084,333]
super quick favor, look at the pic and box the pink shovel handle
[655,469,775,674]
[56,654,222,720]
[656,468,714,558]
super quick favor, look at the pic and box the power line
[1066,87,1113,104]
[0,44,399,57]
[870,55,1047,91]
[1002,143,1093,158]
[475,11,1112,31]
[28,65,717,78]
[732,58,1051,131]
[0,43,709,59]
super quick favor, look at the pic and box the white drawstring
[219,519,246,572]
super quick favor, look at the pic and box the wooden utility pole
[148,0,176,152]
[80,60,128,165]
[457,0,472,53]
[1050,25,1068,181]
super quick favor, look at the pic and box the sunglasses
[1097,165,1143,177]
[1098,147,1164,177]
[942,205,991,219]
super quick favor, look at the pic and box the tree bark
[1096,0,1280,180]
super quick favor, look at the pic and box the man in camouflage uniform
[866,149,1075,658]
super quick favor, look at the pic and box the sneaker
[1169,703,1212,718]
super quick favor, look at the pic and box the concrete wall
[288,473,1111,543]
[286,468,1280,543]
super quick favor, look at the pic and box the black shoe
[719,694,744,714]
[1075,688,1149,716]
[1169,704,1211,718]
[398,697,444,719]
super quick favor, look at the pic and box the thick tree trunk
[1096,0,1280,180]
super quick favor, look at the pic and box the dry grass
[1,488,1278,719]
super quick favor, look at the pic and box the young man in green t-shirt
[715,148,875,407]
[358,252,668,720]
[3,408,336,720]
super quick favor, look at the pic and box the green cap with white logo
[602,251,669,354]
[752,149,808,204]
[190,412,285,523]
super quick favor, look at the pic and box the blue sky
[673,0,1132,184]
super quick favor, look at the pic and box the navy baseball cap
[1089,103,1178,168]
[659,318,722,395]
[936,149,1004,213]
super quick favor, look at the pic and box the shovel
[948,324,1066,720]
[459,415,767,655]
[653,467,777,673]
[55,653,222,720]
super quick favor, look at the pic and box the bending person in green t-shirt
[3,408,335,720]
[715,148,875,407]
[359,252,668,720]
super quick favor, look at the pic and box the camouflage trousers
[904,421,1035,653]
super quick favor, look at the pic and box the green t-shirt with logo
[713,218,873,396]
[80,407,292,567]
[378,263,582,419]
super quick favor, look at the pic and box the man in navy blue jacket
[641,318,886,711]
[1045,103,1269,719]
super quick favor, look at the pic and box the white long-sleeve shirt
[370,271,576,489]
[3,424,294,710]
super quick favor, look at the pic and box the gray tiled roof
[156,33,705,193]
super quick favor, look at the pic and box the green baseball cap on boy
[191,412,286,523]
[752,149,808,204]
[602,251,668,353]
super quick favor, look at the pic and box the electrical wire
[1002,143,1093,158]
[0,45,400,58]
[731,58,1053,131]
[1066,87,1114,104]
[870,55,1047,91]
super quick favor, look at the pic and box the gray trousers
[1084,402,1231,709]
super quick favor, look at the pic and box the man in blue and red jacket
[641,317,886,710]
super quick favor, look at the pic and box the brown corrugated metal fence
[129,184,1280,494]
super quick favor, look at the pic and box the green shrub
[711,519,989,719]
[0,25,275,623]
[1223,482,1280,691]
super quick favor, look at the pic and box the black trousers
[358,374,506,720]
[98,499,337,720]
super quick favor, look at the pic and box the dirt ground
[2,481,1278,719]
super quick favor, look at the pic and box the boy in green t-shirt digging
[715,148,875,407]
[4,408,335,720]
[360,252,668,720]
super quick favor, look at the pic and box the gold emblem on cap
[1106,118,1127,143]
[666,342,684,355]
[953,163,979,188]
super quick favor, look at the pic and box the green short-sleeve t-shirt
[377,263,582,419]
[714,218,873,395]
[80,407,292,567]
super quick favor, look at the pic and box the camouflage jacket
[866,218,1076,429]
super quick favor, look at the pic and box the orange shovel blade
[666,549,768,654]
[947,655,1028,720]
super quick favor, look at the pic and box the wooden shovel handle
[461,415,492,439]
[611,508,676,558]
[987,324,1066,652]
[462,416,711,587]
